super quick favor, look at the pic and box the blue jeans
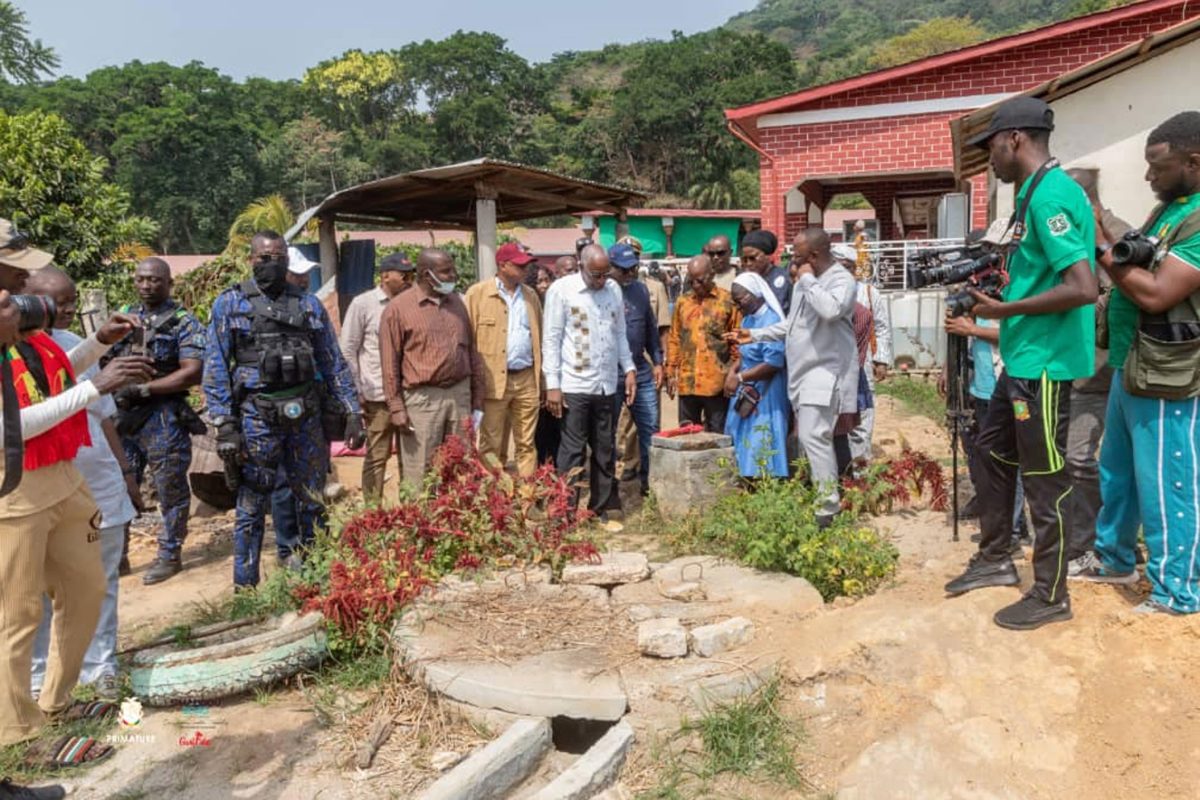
[613,373,659,489]
[271,465,302,562]
[31,524,124,690]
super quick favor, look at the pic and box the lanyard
[0,351,22,497]
[1005,158,1060,248]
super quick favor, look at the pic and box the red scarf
[5,332,90,469]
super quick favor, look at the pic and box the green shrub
[668,476,899,601]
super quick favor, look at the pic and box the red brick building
[725,0,1198,242]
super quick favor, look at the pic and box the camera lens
[1111,233,1158,267]
[11,295,57,332]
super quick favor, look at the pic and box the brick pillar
[969,173,990,231]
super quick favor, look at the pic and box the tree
[0,2,57,84]
[870,17,988,68]
[0,111,154,280]
[225,195,295,255]
[260,114,369,210]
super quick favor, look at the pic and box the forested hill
[724,0,1126,85]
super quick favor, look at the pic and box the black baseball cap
[380,253,414,273]
[967,96,1054,148]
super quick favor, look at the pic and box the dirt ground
[46,392,1200,798]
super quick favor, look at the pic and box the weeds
[875,375,944,423]
[636,679,806,799]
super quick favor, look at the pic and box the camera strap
[0,350,22,498]
[1005,158,1060,248]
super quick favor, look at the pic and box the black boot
[142,556,182,585]
[0,778,66,800]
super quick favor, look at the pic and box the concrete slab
[688,661,781,713]
[418,717,551,800]
[650,432,733,451]
[561,552,650,585]
[528,720,636,800]
[651,556,824,617]
[689,617,755,657]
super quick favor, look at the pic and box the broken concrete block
[637,618,688,658]
[418,717,550,800]
[689,661,780,712]
[529,720,635,800]
[561,552,650,585]
[658,580,705,602]
[689,617,755,657]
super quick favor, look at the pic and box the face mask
[254,257,288,295]
[427,271,456,296]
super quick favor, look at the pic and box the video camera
[11,295,57,332]
[906,247,1004,318]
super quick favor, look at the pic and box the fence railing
[857,238,967,290]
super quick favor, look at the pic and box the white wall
[992,39,1199,227]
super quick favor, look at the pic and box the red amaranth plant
[297,426,598,642]
[841,446,948,515]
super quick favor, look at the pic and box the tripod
[944,332,972,543]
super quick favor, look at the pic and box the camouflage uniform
[203,282,359,587]
[105,301,206,561]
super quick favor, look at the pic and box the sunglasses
[705,249,730,257]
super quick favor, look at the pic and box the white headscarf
[732,271,785,322]
[831,243,857,265]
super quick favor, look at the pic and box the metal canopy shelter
[951,15,1200,179]
[289,158,646,283]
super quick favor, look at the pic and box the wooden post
[615,208,630,242]
[475,182,498,283]
[318,216,338,286]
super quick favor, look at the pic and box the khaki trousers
[362,400,403,505]
[480,368,539,476]
[401,381,472,488]
[0,487,105,746]
[615,405,638,476]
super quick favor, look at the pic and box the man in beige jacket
[465,242,543,475]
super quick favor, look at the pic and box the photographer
[1079,112,1200,614]
[0,224,153,772]
[944,98,1098,631]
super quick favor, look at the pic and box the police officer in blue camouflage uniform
[203,231,364,588]
[104,257,206,585]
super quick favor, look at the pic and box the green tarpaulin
[597,216,744,258]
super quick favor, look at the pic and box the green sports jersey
[1107,192,1200,368]
[999,166,1096,381]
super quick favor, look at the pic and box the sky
[26,0,753,81]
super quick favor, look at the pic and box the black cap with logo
[967,96,1055,148]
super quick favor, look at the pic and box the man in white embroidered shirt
[543,245,636,524]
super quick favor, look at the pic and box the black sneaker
[0,779,66,800]
[993,593,1072,630]
[142,556,182,585]
[944,553,1020,596]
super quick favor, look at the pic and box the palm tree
[225,194,295,255]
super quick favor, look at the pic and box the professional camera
[1111,230,1160,268]
[907,251,1001,290]
[11,294,56,331]
[945,271,1005,318]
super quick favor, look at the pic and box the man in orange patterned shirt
[666,254,741,433]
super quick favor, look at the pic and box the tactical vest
[1123,206,1200,400]
[232,281,317,392]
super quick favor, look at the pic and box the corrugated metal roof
[951,14,1200,178]
[292,159,645,234]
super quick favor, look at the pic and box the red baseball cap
[496,242,535,266]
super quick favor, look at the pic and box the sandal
[22,735,114,770]
[52,700,117,724]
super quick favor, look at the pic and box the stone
[689,617,755,657]
[561,552,649,586]
[418,718,551,800]
[650,432,733,451]
[648,443,736,517]
[529,720,635,800]
[689,661,780,713]
[651,556,824,617]
[636,618,688,658]
[658,580,705,602]
[440,699,534,734]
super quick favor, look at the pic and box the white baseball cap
[287,246,319,275]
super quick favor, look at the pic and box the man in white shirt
[339,252,414,504]
[832,243,892,462]
[543,245,636,522]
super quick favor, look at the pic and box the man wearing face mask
[203,231,364,589]
[379,248,485,487]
